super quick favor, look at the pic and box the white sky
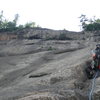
[0,0,100,31]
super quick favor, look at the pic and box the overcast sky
[0,0,100,31]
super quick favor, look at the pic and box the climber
[91,44,100,70]
[85,44,100,79]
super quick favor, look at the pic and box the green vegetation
[0,11,38,32]
[24,22,36,28]
[79,14,100,31]
[58,33,72,40]
[2,10,100,32]
[48,46,56,51]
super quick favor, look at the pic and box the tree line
[0,11,39,32]
[0,11,100,32]
[79,14,100,31]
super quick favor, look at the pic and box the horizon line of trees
[1,11,100,32]
[0,11,40,32]
[79,14,100,31]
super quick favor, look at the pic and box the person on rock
[91,44,100,70]
[86,44,100,79]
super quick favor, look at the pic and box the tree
[24,22,36,28]
[79,15,100,31]
[0,10,39,32]
[0,11,4,29]
[18,25,24,29]
[79,14,88,30]
[7,21,16,29]
[13,14,19,26]
[1,19,8,29]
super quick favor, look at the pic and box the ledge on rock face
[18,92,66,100]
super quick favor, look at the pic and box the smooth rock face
[0,28,100,100]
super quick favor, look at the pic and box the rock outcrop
[0,28,100,100]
